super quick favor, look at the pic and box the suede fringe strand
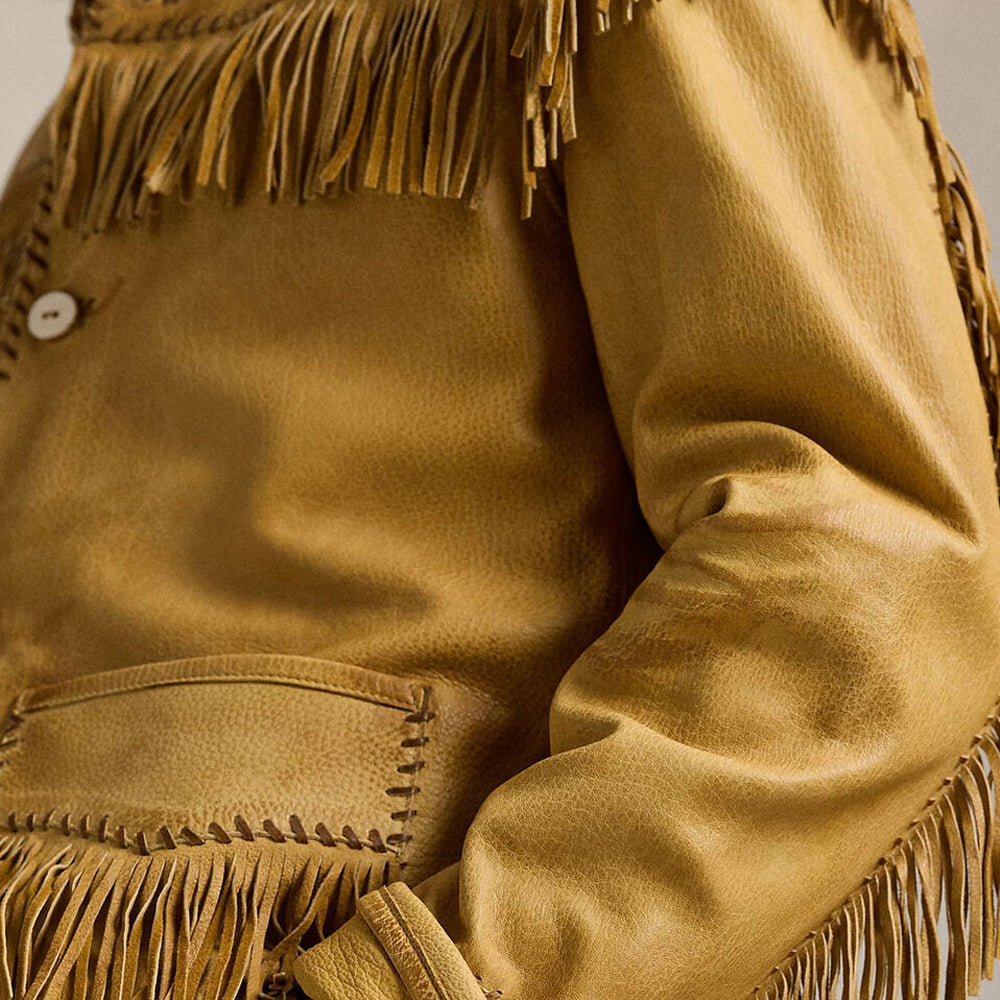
[750,697,1000,1000]
[0,832,396,1000]
[51,0,667,228]
[50,0,509,232]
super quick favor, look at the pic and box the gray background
[0,5,999,1000]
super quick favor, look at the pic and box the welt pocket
[0,652,435,864]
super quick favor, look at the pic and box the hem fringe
[0,831,398,1000]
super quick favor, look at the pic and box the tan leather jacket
[1,0,1000,998]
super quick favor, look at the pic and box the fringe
[22,5,1000,999]
[50,0,509,233]
[822,0,1000,504]
[0,828,398,1000]
[48,0,666,229]
[749,703,1000,1000]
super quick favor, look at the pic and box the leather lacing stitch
[0,166,56,379]
[0,684,433,858]
[73,1,281,45]
[2,808,403,857]
[0,687,431,996]
[387,684,435,868]
[0,694,27,769]
[473,971,504,999]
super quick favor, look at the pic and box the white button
[27,290,79,340]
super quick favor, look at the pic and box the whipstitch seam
[2,809,403,857]
[0,165,57,380]
[388,684,434,867]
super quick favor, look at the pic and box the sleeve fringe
[750,694,1000,1000]
[752,8,1000,992]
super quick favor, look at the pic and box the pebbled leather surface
[2,0,1000,999]
[293,913,411,1000]
[0,81,657,825]
[295,881,489,1000]
[0,652,518,880]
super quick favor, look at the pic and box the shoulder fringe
[749,687,1000,1000]
[0,822,399,1000]
[51,0,508,231]
[48,0,657,232]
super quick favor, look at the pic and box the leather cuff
[293,882,486,1000]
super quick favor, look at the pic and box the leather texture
[0,652,515,881]
[1,0,1000,998]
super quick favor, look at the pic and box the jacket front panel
[0,104,646,701]
[0,72,659,890]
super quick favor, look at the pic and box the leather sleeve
[292,2,1000,998]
